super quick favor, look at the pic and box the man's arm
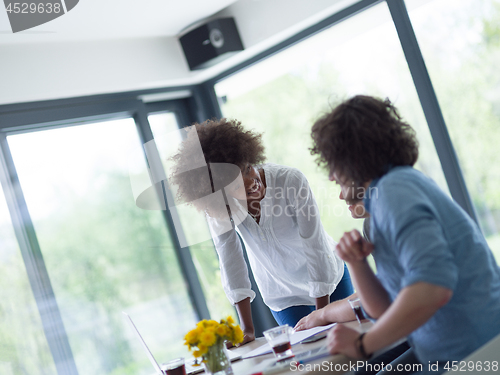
[328,230,452,358]
[336,230,391,318]
[328,282,452,358]
[362,282,452,355]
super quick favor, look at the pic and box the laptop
[123,312,241,375]
[123,312,165,375]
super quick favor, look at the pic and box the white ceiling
[0,0,239,44]
[0,0,353,105]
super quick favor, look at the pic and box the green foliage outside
[35,172,193,374]
[218,0,500,262]
[409,0,500,257]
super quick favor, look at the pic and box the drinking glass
[263,325,294,360]
[161,357,186,375]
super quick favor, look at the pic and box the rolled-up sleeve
[286,169,343,298]
[208,217,256,304]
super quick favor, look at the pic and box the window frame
[0,96,210,375]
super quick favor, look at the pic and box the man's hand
[336,230,374,264]
[294,309,327,331]
[327,324,362,359]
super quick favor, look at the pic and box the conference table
[226,320,374,375]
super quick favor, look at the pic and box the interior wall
[0,37,191,106]
[0,0,353,106]
[214,0,356,51]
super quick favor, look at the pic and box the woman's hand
[326,324,362,359]
[226,330,255,348]
[238,330,256,346]
[336,230,373,264]
[294,309,327,331]
[233,297,255,347]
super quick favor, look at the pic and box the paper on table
[242,323,336,359]
[290,323,336,345]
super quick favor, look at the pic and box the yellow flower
[205,320,218,328]
[200,330,216,347]
[216,324,228,336]
[184,329,198,345]
[198,343,208,356]
[187,317,244,354]
[232,326,244,344]
[197,320,208,329]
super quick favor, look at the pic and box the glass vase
[203,341,233,375]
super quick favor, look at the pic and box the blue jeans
[270,263,353,327]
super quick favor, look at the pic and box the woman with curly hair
[170,118,353,345]
[309,95,500,374]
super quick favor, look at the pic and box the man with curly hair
[170,118,353,345]
[309,95,500,374]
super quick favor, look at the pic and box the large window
[215,1,449,243]
[6,117,197,375]
[407,0,500,259]
[0,174,56,374]
[148,112,235,320]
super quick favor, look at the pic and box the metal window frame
[0,134,79,375]
[386,0,479,223]
[0,97,210,375]
[201,0,478,225]
[133,100,211,320]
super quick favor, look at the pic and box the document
[242,323,336,359]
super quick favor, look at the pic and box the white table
[227,320,373,375]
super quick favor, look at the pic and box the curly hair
[310,95,419,184]
[169,118,266,215]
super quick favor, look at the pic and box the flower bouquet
[184,316,244,375]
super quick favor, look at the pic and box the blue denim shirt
[364,166,500,364]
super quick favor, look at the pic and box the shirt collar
[363,178,379,214]
[363,164,394,213]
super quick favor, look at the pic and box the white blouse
[208,164,344,311]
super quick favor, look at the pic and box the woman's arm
[208,218,256,341]
[233,297,255,345]
[315,295,330,310]
[294,293,357,331]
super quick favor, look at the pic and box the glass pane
[215,2,449,243]
[148,112,235,320]
[0,173,56,374]
[407,0,500,260]
[7,118,197,375]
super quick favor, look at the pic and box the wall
[0,0,354,106]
